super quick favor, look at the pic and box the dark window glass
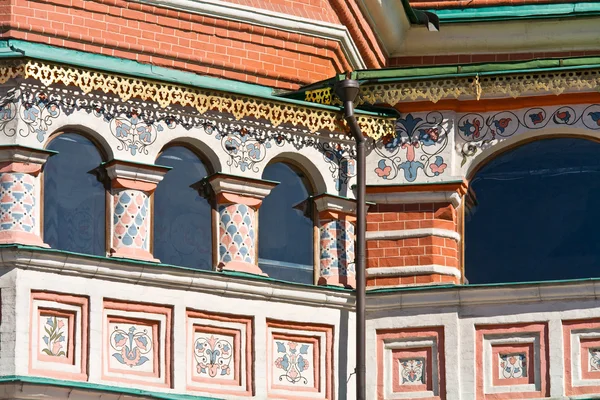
[154,146,212,269]
[466,138,600,284]
[259,162,313,284]
[44,133,105,256]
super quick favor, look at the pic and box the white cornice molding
[105,163,169,185]
[396,18,600,57]
[366,191,462,208]
[135,0,367,69]
[354,0,410,56]
[0,248,355,310]
[366,228,460,241]
[366,264,462,278]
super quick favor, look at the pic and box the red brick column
[365,182,467,288]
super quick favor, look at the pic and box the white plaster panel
[13,267,354,400]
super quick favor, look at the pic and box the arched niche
[259,160,316,284]
[153,144,213,269]
[465,136,600,284]
[43,132,107,256]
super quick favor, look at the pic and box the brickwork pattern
[366,202,460,287]
[3,0,362,89]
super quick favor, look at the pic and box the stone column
[200,173,277,276]
[104,160,169,262]
[0,146,55,247]
[365,181,467,288]
[313,194,358,288]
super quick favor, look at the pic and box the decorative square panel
[376,327,445,400]
[267,319,333,400]
[102,300,172,388]
[476,323,548,400]
[29,291,88,381]
[563,319,600,396]
[186,309,253,397]
[492,343,534,386]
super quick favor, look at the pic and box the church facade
[0,0,599,399]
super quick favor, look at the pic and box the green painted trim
[368,276,600,294]
[0,375,221,400]
[3,39,387,117]
[0,244,352,293]
[353,57,600,82]
[426,2,600,23]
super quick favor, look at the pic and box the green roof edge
[423,2,600,23]
[0,375,221,400]
[0,39,388,117]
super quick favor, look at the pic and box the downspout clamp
[334,78,366,400]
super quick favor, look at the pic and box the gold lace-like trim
[305,69,600,105]
[0,60,395,139]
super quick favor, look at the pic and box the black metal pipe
[334,79,366,400]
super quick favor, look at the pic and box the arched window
[154,146,212,269]
[466,137,600,284]
[44,133,106,256]
[259,162,314,284]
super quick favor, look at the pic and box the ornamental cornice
[305,69,600,105]
[0,59,394,139]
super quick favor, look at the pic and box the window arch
[44,133,106,256]
[465,137,600,284]
[154,146,212,269]
[259,162,314,284]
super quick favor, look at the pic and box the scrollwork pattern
[374,112,448,182]
[458,105,600,165]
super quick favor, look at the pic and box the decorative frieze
[563,319,600,396]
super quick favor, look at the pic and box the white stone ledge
[366,264,461,279]
[134,0,367,69]
[366,228,460,241]
[0,247,355,310]
[366,191,462,208]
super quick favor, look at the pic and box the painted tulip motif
[274,341,310,385]
[110,326,152,367]
[41,316,67,357]
[400,359,424,385]
[499,354,526,379]
[590,349,600,372]
[194,335,233,378]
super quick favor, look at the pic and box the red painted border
[266,319,334,400]
[563,318,600,396]
[491,343,534,386]
[29,291,89,381]
[103,299,172,388]
[475,323,549,400]
[186,309,254,397]
[376,326,446,400]
[391,347,432,392]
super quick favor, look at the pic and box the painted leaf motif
[137,356,150,366]
[112,353,126,364]
[281,354,290,371]
[299,344,309,355]
[134,336,148,350]
[41,348,53,356]
[276,341,287,353]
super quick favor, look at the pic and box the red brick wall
[366,202,460,287]
[223,0,342,24]
[2,0,369,90]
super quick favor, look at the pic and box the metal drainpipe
[334,79,366,400]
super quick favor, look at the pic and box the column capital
[0,145,57,175]
[196,172,278,207]
[103,159,171,192]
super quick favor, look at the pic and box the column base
[0,231,49,248]
[218,261,268,277]
[110,247,159,263]
[318,274,356,289]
